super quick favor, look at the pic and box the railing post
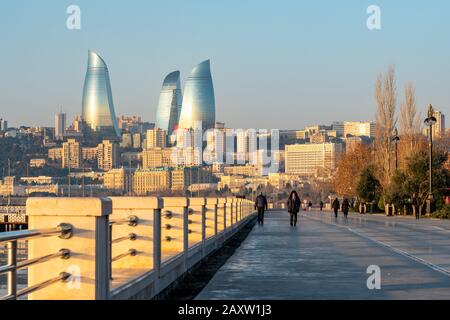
[235,200,239,225]
[202,201,206,258]
[26,198,112,300]
[153,202,162,292]
[7,240,17,299]
[223,198,227,231]
[183,199,189,272]
[214,201,218,237]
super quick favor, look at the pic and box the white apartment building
[332,121,375,138]
[285,142,343,177]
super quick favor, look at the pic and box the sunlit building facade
[81,51,120,138]
[178,60,216,130]
[155,71,183,135]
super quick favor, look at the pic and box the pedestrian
[255,192,268,225]
[332,197,340,218]
[342,198,350,219]
[319,201,324,211]
[287,190,301,227]
[308,201,313,211]
[412,193,420,220]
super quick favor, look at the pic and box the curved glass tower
[179,60,216,130]
[155,71,183,135]
[82,51,120,138]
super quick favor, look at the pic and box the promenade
[197,210,450,300]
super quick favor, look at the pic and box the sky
[0,0,449,129]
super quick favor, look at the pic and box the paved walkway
[196,210,450,300]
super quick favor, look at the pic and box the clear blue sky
[0,0,449,129]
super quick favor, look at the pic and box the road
[196,210,450,300]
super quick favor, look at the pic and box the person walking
[342,198,350,219]
[287,191,301,227]
[332,198,340,218]
[308,201,313,211]
[255,192,268,225]
[412,193,420,220]
[319,201,324,211]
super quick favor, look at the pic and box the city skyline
[1,1,449,129]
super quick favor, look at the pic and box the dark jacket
[287,196,301,214]
[332,199,340,210]
[342,199,350,213]
[255,195,268,210]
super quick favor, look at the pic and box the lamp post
[392,127,400,170]
[424,104,437,214]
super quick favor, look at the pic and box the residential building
[62,139,82,169]
[103,167,134,194]
[97,140,119,171]
[171,166,213,191]
[146,128,167,149]
[133,168,171,195]
[285,142,344,177]
[55,112,66,140]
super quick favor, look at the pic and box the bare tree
[375,65,397,188]
[399,82,421,155]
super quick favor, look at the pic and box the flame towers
[178,60,216,130]
[155,71,183,135]
[82,51,120,138]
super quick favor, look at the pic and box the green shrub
[431,205,450,219]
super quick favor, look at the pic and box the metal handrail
[111,233,137,244]
[1,272,72,300]
[111,249,137,263]
[109,216,139,227]
[0,249,70,274]
[0,223,73,243]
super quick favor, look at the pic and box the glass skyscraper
[155,71,183,135]
[179,60,216,130]
[82,51,120,138]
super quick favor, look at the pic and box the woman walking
[287,191,301,227]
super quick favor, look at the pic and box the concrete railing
[0,197,256,300]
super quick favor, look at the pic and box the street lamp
[424,104,437,214]
[391,127,400,170]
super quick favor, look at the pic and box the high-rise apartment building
[62,139,82,169]
[132,133,142,149]
[285,143,343,177]
[0,119,8,132]
[55,112,66,140]
[97,140,119,171]
[146,128,167,149]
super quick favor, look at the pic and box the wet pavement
[196,210,450,300]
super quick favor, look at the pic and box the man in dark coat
[342,198,350,218]
[332,198,340,218]
[287,191,301,226]
[412,193,420,220]
[319,201,324,211]
[255,192,268,225]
